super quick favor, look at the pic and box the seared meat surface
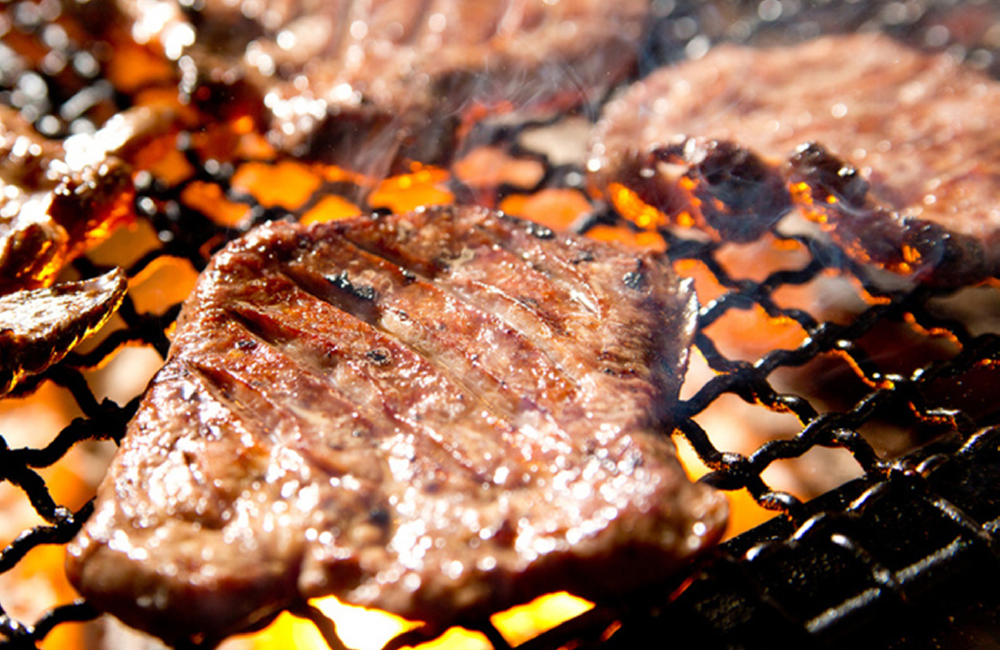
[589,34,1000,286]
[119,0,648,178]
[0,105,128,293]
[67,206,725,646]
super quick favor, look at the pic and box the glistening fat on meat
[66,206,726,647]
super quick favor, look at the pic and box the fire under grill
[3,1,1000,649]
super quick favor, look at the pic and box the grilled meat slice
[117,0,647,180]
[67,206,725,646]
[589,34,1000,286]
[0,269,127,396]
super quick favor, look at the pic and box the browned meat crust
[67,206,726,646]
[118,0,648,177]
[0,269,127,396]
[588,34,1000,286]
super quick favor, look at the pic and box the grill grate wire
[4,0,1000,648]
[1,127,998,649]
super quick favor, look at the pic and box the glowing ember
[245,598,417,650]
[490,593,593,647]
[231,161,324,211]
[181,181,251,227]
[607,183,666,231]
[368,166,453,213]
[240,592,593,650]
[302,196,363,225]
[585,225,667,253]
[126,256,199,316]
[453,147,546,197]
[498,188,592,232]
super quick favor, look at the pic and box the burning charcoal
[588,34,1000,286]
[114,0,649,184]
[0,268,127,396]
[67,206,727,647]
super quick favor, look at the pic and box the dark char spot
[623,260,646,290]
[326,270,378,301]
[623,272,645,289]
[525,222,554,239]
[368,507,391,527]
[365,348,392,366]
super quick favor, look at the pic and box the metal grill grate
[2,127,998,649]
[3,0,1000,649]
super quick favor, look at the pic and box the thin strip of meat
[66,206,726,647]
[588,34,1000,287]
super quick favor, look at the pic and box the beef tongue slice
[67,206,726,646]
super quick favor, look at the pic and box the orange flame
[369,165,453,213]
[242,593,593,650]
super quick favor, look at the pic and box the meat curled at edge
[67,205,726,647]
[115,0,648,180]
[588,33,1000,287]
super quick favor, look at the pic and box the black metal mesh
[3,0,1000,648]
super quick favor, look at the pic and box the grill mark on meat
[131,363,278,526]
[187,341,395,486]
[337,211,611,381]
[212,269,538,492]
[333,231,588,386]
[278,234,582,435]
[295,221,586,382]
[222,282,518,482]
[264,267,510,423]
[463,220,605,322]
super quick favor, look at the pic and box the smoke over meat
[589,33,1000,287]
[113,0,648,181]
[66,206,726,647]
